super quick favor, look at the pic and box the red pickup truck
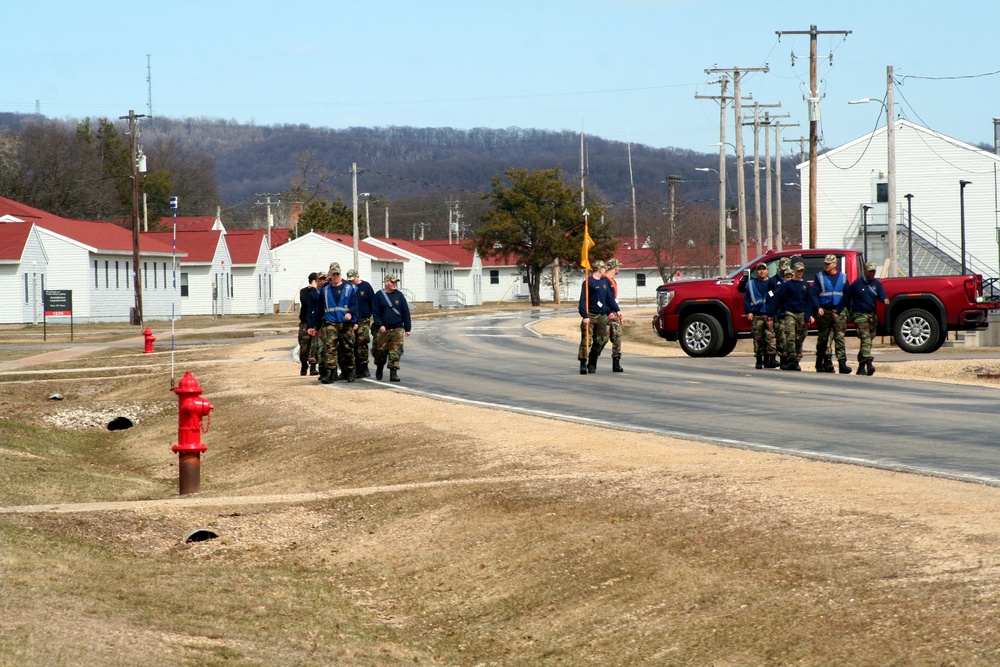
[652,248,999,357]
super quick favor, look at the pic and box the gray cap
[865,261,877,272]
[824,254,838,265]
[328,262,341,275]
[792,261,805,271]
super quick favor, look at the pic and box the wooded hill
[0,113,802,243]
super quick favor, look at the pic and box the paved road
[376,309,1000,485]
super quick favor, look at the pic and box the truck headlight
[656,290,675,309]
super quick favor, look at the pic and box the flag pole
[582,209,591,356]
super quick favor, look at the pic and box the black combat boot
[856,362,868,376]
[612,358,623,373]
[790,358,802,371]
[375,363,385,381]
[838,359,851,374]
[579,359,588,375]
[356,364,370,378]
[780,356,792,370]
[587,352,598,374]
[320,367,338,384]
[344,369,356,383]
[389,368,400,382]
[815,355,826,373]
[766,354,779,368]
[317,365,326,382]
[756,354,764,369]
[866,360,876,376]
[309,362,318,376]
[824,355,835,373]
[300,360,308,376]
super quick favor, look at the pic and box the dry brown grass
[1,325,999,665]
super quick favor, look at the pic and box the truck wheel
[894,308,941,354]
[679,313,723,357]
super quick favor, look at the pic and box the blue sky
[6,0,1000,158]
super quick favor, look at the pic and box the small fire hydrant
[143,328,156,354]
[172,372,214,495]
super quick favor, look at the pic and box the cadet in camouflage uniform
[812,254,851,374]
[297,271,321,376]
[767,262,815,371]
[605,258,624,372]
[346,269,376,378]
[372,274,412,382]
[743,262,777,368]
[768,258,792,357]
[842,261,889,376]
[578,260,620,374]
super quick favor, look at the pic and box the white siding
[231,239,273,315]
[272,233,385,311]
[801,120,1000,278]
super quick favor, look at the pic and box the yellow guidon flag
[580,225,595,270]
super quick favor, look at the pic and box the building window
[876,182,888,203]
[163,263,167,289]
[636,273,646,287]
[522,274,529,284]
[94,260,99,288]
[115,261,120,288]
[490,270,499,284]
[104,261,109,288]
[143,262,149,289]
[180,273,189,297]
[24,273,29,303]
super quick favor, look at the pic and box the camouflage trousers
[317,321,356,375]
[780,312,807,361]
[578,313,610,359]
[853,312,878,363]
[609,317,623,359]
[297,322,316,364]
[354,316,373,366]
[815,309,847,360]
[750,314,776,356]
[773,313,786,355]
[373,327,405,369]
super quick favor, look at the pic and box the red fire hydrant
[171,372,214,495]
[143,328,156,354]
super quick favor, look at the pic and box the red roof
[225,230,268,265]
[411,239,475,268]
[0,196,176,255]
[157,215,218,232]
[0,222,32,261]
[318,233,408,261]
[369,237,457,264]
[144,230,223,263]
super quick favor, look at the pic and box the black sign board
[42,290,73,341]
[43,290,73,316]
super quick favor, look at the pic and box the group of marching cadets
[577,259,624,375]
[301,263,412,384]
[744,254,889,375]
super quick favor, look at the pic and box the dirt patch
[2,323,1000,665]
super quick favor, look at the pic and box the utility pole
[667,175,679,275]
[886,64,897,277]
[776,25,852,248]
[120,109,146,325]
[706,66,768,266]
[743,101,782,256]
[384,207,390,238]
[255,194,281,250]
[351,163,359,272]
[774,120,799,252]
[696,75,729,277]
[762,112,791,254]
[627,133,638,249]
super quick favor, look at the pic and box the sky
[6,0,1000,160]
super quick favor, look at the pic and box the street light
[960,180,972,275]
[862,205,873,264]
[904,194,914,276]
[696,167,727,276]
